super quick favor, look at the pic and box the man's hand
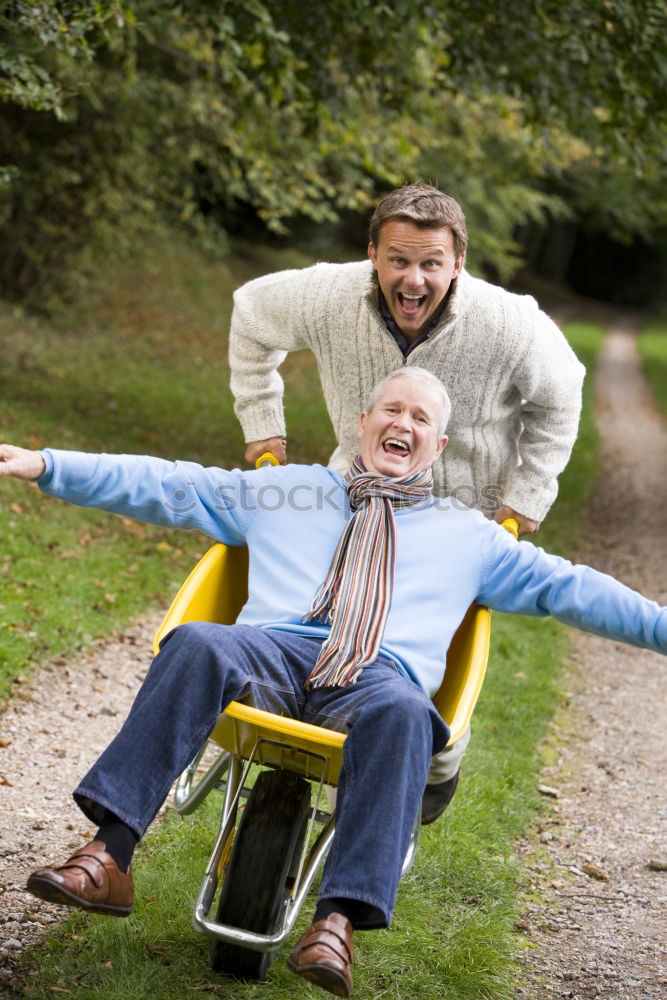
[0,444,46,481]
[245,437,287,466]
[494,505,541,537]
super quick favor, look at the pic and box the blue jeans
[74,623,448,927]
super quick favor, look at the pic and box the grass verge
[0,237,331,701]
[8,307,604,999]
[637,318,667,416]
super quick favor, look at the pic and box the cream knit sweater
[229,261,585,522]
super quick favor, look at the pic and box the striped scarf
[303,456,433,689]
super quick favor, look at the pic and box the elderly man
[1,369,665,999]
[229,183,586,820]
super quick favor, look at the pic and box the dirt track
[517,320,667,998]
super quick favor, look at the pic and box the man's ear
[453,253,465,277]
[367,242,378,269]
[434,434,448,461]
[358,411,367,439]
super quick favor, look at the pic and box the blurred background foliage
[1,0,666,309]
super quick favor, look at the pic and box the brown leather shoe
[287,912,354,997]
[26,840,134,917]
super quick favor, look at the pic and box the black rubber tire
[210,768,311,979]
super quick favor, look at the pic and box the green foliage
[0,1,421,304]
[1,2,665,302]
[439,0,667,171]
[0,1,132,116]
[409,92,582,279]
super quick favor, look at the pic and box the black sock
[314,896,386,930]
[94,811,139,873]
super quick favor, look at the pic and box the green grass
[8,293,605,1000]
[0,237,332,701]
[637,318,667,416]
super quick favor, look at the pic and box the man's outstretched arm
[1,446,257,547]
[478,523,667,655]
[0,444,45,480]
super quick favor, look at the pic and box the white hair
[365,367,452,435]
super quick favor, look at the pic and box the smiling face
[358,376,448,479]
[368,220,465,342]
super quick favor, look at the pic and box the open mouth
[398,292,426,315]
[383,437,410,456]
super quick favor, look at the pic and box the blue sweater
[39,452,667,695]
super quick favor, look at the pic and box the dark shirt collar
[378,289,445,357]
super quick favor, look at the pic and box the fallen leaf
[101,961,113,969]
[10,503,23,515]
[0,775,14,786]
[582,861,609,881]
[538,784,560,798]
[647,858,667,872]
[104,593,117,603]
[0,738,12,748]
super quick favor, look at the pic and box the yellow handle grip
[255,451,280,468]
[501,517,519,539]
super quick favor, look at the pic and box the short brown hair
[369,183,468,259]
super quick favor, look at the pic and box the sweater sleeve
[477,523,667,655]
[229,267,317,444]
[503,306,585,521]
[38,449,256,544]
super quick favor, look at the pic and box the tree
[1,1,665,303]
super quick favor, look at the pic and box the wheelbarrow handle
[501,517,520,539]
[255,452,280,468]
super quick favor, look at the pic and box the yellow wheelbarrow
[153,519,518,978]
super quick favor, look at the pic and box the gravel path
[0,616,160,992]
[517,320,667,998]
[0,318,665,997]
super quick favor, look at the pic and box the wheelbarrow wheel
[210,768,311,979]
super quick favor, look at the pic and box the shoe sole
[26,874,133,917]
[286,956,352,997]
